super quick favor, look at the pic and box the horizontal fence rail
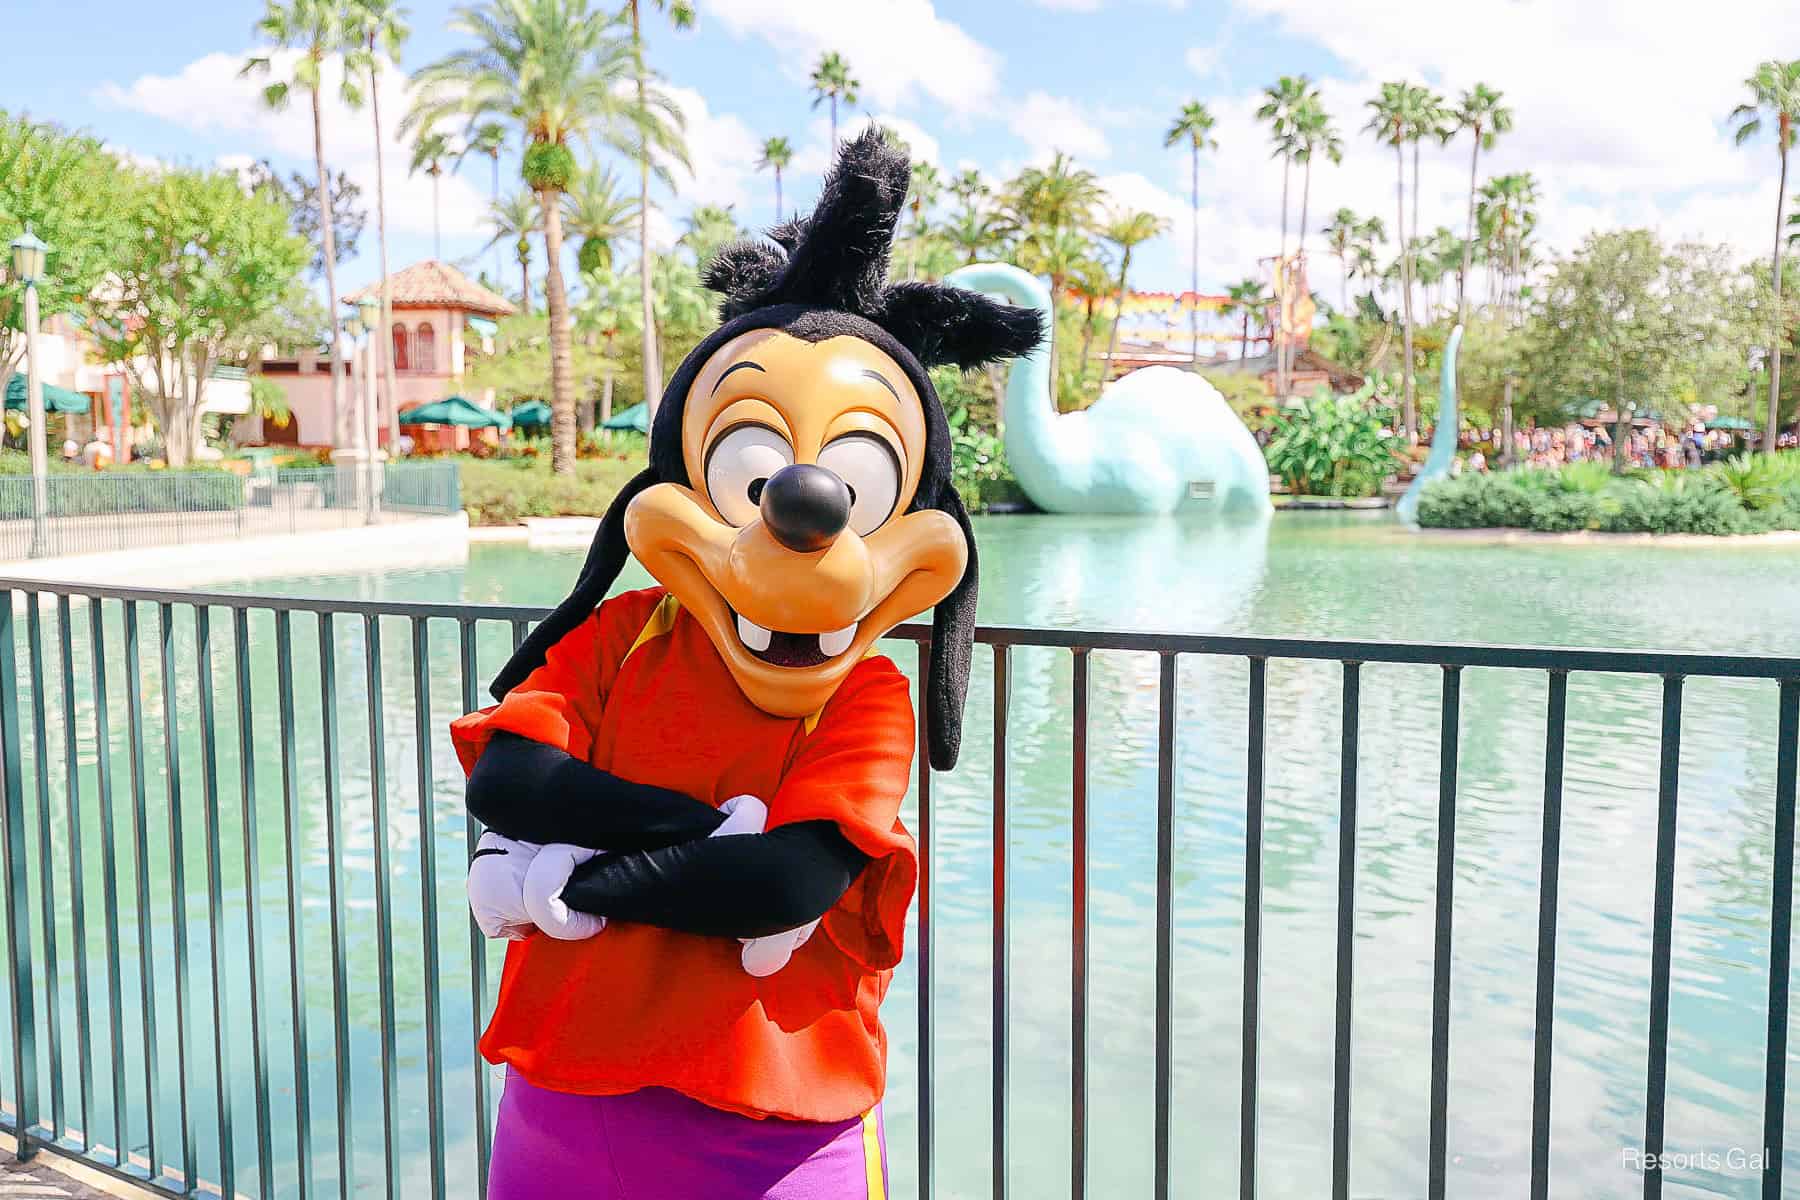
[0,463,461,561]
[0,575,1795,1200]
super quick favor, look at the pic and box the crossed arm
[466,732,870,939]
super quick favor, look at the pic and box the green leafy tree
[679,204,744,270]
[1365,81,1439,436]
[576,264,636,427]
[1527,230,1714,473]
[243,0,361,447]
[1322,208,1360,313]
[243,161,366,277]
[757,135,793,220]
[1098,208,1169,377]
[87,169,309,466]
[486,188,540,311]
[1450,83,1512,323]
[0,115,131,405]
[563,162,638,274]
[1164,101,1217,365]
[1730,60,1800,454]
[1225,277,1270,363]
[904,161,943,278]
[409,0,680,474]
[1264,387,1402,497]
[810,52,860,147]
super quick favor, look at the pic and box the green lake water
[8,512,1800,1199]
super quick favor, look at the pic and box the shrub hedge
[1416,454,1800,536]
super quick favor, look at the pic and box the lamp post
[357,296,382,520]
[11,225,50,557]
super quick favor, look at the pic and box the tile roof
[345,260,517,317]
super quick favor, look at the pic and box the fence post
[0,590,40,1159]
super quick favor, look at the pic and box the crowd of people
[1451,421,1749,474]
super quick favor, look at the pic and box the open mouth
[730,607,859,669]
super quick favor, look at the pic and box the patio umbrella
[399,395,511,430]
[1705,415,1756,432]
[602,401,649,433]
[509,399,552,429]
[4,375,92,414]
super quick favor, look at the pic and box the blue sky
[2,0,1789,309]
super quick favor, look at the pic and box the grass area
[1417,455,1800,536]
[455,450,648,526]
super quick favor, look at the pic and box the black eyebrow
[711,360,766,395]
[860,369,900,401]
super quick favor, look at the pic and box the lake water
[8,512,1800,1200]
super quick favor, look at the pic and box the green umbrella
[4,374,91,414]
[602,401,649,433]
[399,395,511,430]
[1705,415,1756,432]
[509,400,552,429]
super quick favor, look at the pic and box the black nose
[760,464,851,552]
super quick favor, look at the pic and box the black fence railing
[0,577,1794,1199]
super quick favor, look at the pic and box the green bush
[0,454,244,517]
[1264,388,1402,499]
[1416,461,1790,536]
[457,452,647,525]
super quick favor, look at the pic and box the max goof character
[449,130,1043,1200]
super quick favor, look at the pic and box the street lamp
[355,296,382,518]
[10,224,51,556]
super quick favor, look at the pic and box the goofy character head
[493,130,1042,769]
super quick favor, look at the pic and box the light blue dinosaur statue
[1395,323,1464,526]
[945,263,1273,517]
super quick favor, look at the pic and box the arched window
[391,323,410,372]
[416,322,437,373]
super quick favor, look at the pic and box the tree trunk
[632,5,662,435]
[1500,375,1515,467]
[1296,156,1313,390]
[1077,296,1097,379]
[520,250,531,313]
[1102,248,1131,382]
[1239,312,1249,363]
[1766,139,1789,455]
[433,171,442,260]
[311,81,343,448]
[540,188,577,475]
[1276,157,1290,395]
[1396,140,1417,439]
[775,167,783,220]
[492,153,504,284]
[831,96,838,148]
[1458,126,1479,325]
[1189,146,1200,366]
[370,53,399,451]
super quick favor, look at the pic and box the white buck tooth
[817,623,857,658]
[736,614,772,653]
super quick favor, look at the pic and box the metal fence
[0,463,462,561]
[0,577,1796,1200]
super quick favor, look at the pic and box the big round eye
[705,423,794,526]
[817,433,902,536]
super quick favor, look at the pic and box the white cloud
[1007,92,1112,163]
[703,0,1000,115]
[658,85,764,219]
[1184,45,1220,78]
[791,113,942,180]
[97,49,494,247]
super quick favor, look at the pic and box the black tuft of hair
[707,129,1048,373]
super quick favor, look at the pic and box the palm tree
[464,121,510,282]
[1477,172,1538,317]
[943,209,1013,264]
[757,135,793,220]
[410,0,675,475]
[905,161,943,277]
[623,0,693,433]
[1257,77,1311,394]
[1289,90,1339,392]
[576,264,634,430]
[1349,216,1385,307]
[487,188,541,310]
[1164,101,1218,365]
[1323,208,1360,312]
[563,162,638,274]
[408,129,454,259]
[679,204,744,268]
[1731,60,1800,454]
[1008,152,1104,235]
[810,52,860,147]
[346,0,409,449]
[244,0,358,448]
[1451,83,1512,324]
[1099,209,1170,378]
[1017,226,1099,399]
[949,168,988,217]
[1365,81,1426,436]
[1225,277,1270,363]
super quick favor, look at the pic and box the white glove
[523,844,608,941]
[712,795,821,977]
[468,832,542,940]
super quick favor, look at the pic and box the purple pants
[489,1070,890,1199]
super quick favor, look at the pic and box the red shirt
[449,587,918,1122]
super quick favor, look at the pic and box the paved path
[0,1152,127,1199]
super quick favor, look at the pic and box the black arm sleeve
[466,731,725,851]
[558,820,871,939]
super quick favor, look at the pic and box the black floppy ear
[776,127,909,314]
[491,467,658,700]
[925,485,979,772]
[703,240,787,319]
[880,282,1046,370]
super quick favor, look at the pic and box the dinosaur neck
[943,263,1081,495]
